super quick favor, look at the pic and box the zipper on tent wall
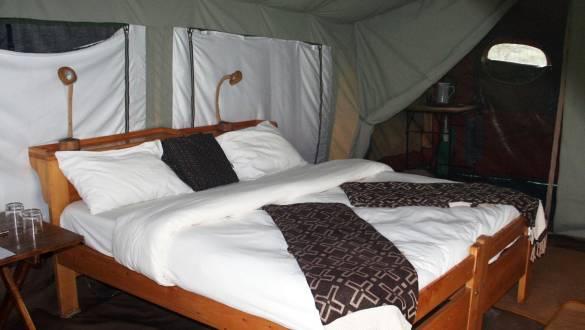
[123,25,130,133]
[188,28,196,128]
[5,24,15,50]
[314,45,324,164]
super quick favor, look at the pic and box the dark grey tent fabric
[0,20,122,53]
[230,0,416,23]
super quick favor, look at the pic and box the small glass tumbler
[22,208,44,235]
[5,202,24,230]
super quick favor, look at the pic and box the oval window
[483,43,549,84]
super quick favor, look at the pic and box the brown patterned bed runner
[340,182,540,228]
[263,203,418,325]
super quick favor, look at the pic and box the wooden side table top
[0,217,83,267]
[407,103,479,114]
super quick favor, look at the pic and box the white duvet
[105,159,519,329]
[113,159,391,284]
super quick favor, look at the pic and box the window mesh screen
[0,19,124,53]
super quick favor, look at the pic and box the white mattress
[61,178,520,329]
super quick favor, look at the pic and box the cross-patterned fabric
[263,203,418,325]
[341,182,541,228]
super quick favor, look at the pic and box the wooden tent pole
[545,20,571,220]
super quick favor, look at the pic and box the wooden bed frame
[28,120,532,330]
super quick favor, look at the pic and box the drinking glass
[22,208,43,235]
[5,202,24,230]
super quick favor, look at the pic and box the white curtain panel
[172,29,333,163]
[0,25,146,218]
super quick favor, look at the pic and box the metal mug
[435,82,455,104]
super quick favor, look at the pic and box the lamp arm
[67,84,74,139]
[215,75,231,123]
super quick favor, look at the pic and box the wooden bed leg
[517,234,532,304]
[54,259,80,318]
[467,237,488,330]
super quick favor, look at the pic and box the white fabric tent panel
[172,29,333,163]
[172,28,191,130]
[0,25,146,217]
[128,25,146,131]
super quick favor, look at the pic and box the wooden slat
[467,218,531,329]
[28,120,268,161]
[481,217,526,259]
[415,256,474,321]
[28,127,176,160]
[517,229,532,304]
[417,288,471,330]
[479,237,528,313]
[466,240,488,330]
[58,245,286,330]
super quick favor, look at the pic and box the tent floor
[495,241,585,324]
[4,236,583,330]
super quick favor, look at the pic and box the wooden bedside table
[0,218,83,330]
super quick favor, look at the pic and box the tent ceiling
[234,0,415,23]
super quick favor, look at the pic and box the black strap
[123,25,130,133]
[314,45,324,164]
[187,28,196,128]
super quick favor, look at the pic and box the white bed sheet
[61,201,115,257]
[61,196,175,257]
[60,168,520,330]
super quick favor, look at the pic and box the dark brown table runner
[341,182,540,228]
[263,203,418,325]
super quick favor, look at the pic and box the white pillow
[216,121,307,180]
[55,140,192,214]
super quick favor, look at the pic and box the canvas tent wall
[0,0,516,160]
[554,0,585,239]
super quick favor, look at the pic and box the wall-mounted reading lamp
[57,66,81,151]
[214,70,242,130]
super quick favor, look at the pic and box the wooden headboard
[29,120,270,226]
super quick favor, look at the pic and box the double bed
[29,120,534,329]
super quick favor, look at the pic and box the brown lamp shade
[228,70,242,85]
[58,67,77,85]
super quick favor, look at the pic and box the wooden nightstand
[0,217,83,330]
